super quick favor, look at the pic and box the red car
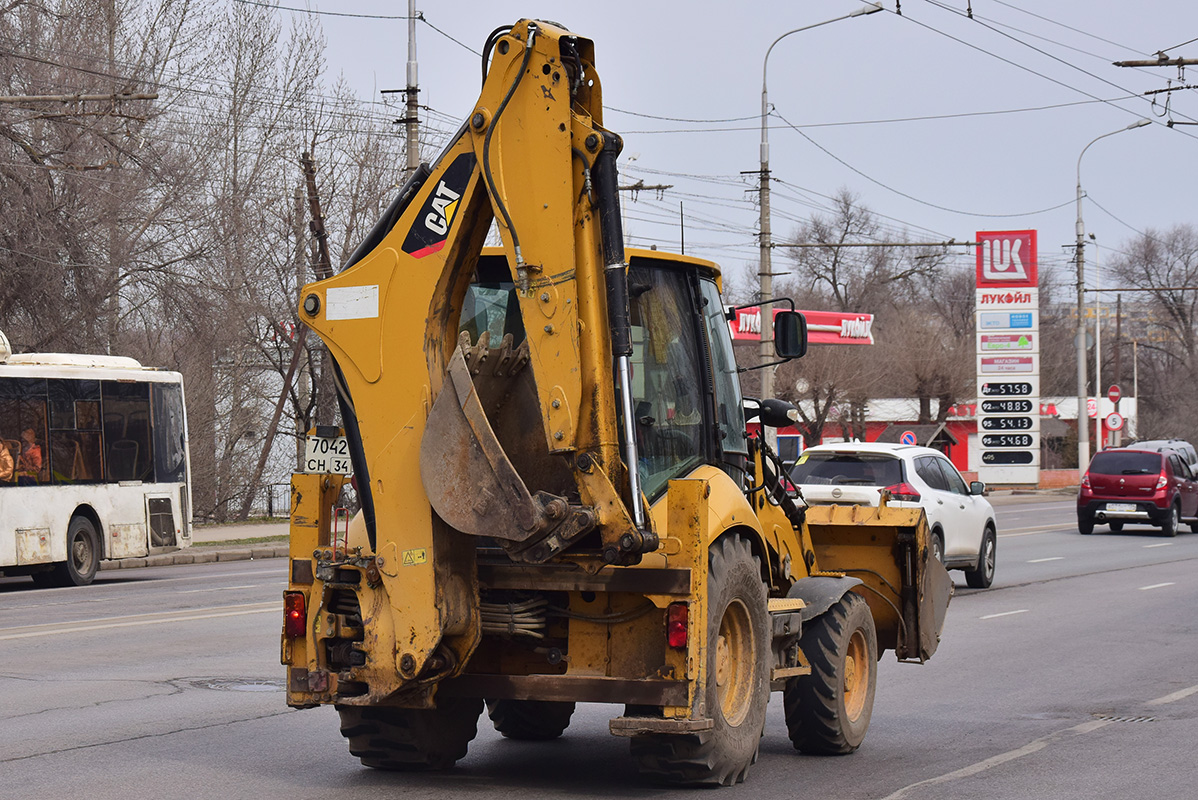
[1077,447,1198,536]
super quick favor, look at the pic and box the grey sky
[295,1,1196,296]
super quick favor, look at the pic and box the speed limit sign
[1105,412,1125,432]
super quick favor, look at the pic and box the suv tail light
[1081,473,1091,490]
[1156,474,1168,490]
[883,482,921,503]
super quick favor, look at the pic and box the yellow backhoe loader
[282,18,952,786]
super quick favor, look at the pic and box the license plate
[304,435,353,475]
[1106,502,1136,513]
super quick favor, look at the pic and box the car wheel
[1108,521,1124,533]
[1160,504,1179,537]
[964,526,996,589]
[1078,516,1094,535]
[930,531,945,565]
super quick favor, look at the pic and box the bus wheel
[37,516,100,588]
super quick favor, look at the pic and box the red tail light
[666,602,688,648]
[284,591,307,639]
[1156,474,1168,490]
[882,483,921,503]
[1081,473,1091,490]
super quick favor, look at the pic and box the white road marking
[999,526,1067,538]
[981,609,1029,619]
[1138,582,1175,591]
[1148,684,1198,706]
[1143,542,1174,549]
[176,585,260,593]
[880,719,1112,800]
[1027,557,1064,563]
[0,602,277,640]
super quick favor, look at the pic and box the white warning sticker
[325,285,379,321]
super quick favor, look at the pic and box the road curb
[99,544,289,571]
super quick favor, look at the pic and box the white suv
[789,442,997,588]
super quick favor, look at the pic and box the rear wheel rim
[843,629,870,722]
[984,533,996,578]
[71,530,93,574]
[715,599,754,727]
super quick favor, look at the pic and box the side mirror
[970,481,986,496]
[756,398,798,429]
[773,311,807,360]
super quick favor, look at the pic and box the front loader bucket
[803,503,952,662]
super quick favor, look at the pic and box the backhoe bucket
[803,503,952,662]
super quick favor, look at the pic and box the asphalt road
[2,497,1195,799]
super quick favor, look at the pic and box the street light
[1074,118,1150,471]
[758,2,883,407]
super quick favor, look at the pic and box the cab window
[628,265,705,500]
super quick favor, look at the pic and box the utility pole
[405,0,420,177]
[237,154,333,520]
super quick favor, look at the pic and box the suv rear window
[790,453,905,486]
[1089,451,1162,476]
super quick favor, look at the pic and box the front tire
[1108,521,1124,533]
[486,699,575,740]
[783,592,878,755]
[337,697,482,771]
[964,526,996,589]
[33,516,100,587]
[631,534,769,786]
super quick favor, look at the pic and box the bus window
[102,381,153,482]
[48,380,103,484]
[0,378,49,484]
[152,383,187,484]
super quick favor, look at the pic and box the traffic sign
[900,430,918,445]
[1087,398,1097,418]
[1108,385,1121,403]
[1106,412,1125,431]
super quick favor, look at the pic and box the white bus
[0,348,192,586]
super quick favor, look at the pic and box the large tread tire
[485,699,575,740]
[783,591,878,755]
[964,526,997,589]
[1161,504,1179,537]
[631,534,770,786]
[337,696,482,771]
[34,516,100,587]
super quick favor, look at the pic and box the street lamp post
[758,2,883,407]
[1074,118,1150,471]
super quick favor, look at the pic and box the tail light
[1081,473,1091,490]
[666,602,688,648]
[1156,474,1168,490]
[882,482,921,503]
[284,591,307,639]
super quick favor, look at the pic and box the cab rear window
[1089,451,1161,476]
[790,454,904,486]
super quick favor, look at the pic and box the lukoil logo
[975,230,1038,288]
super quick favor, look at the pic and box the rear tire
[485,699,575,740]
[1108,521,1124,533]
[1078,517,1094,535]
[631,534,769,786]
[783,592,877,755]
[1161,504,1179,537]
[33,516,100,587]
[337,696,482,770]
[964,526,996,589]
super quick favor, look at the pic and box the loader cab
[460,249,786,503]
